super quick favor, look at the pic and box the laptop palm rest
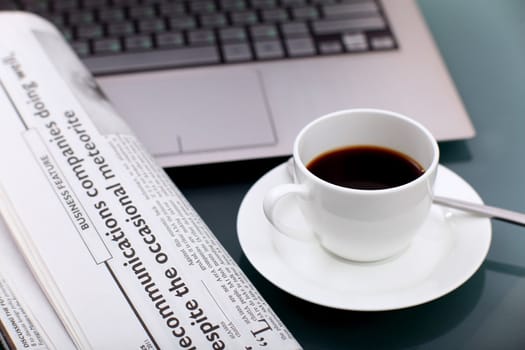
[98,68,277,156]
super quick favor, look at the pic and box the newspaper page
[0,212,75,349]
[0,274,48,350]
[0,12,302,350]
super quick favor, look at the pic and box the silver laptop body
[94,0,474,167]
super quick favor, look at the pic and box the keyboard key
[312,16,386,35]
[285,37,315,56]
[200,13,227,28]
[292,6,319,20]
[220,0,247,11]
[169,16,197,30]
[128,5,156,19]
[158,2,186,16]
[84,46,220,74]
[93,38,122,54]
[262,9,289,22]
[251,0,276,9]
[322,2,379,18]
[156,32,184,47]
[188,30,216,45]
[222,43,252,62]
[281,0,306,6]
[98,8,125,22]
[318,40,343,54]
[281,22,309,37]
[68,11,95,25]
[250,24,279,40]
[342,33,367,51]
[53,0,78,11]
[76,24,103,39]
[230,10,258,25]
[189,1,216,14]
[371,35,395,50]
[124,35,153,51]
[254,40,284,59]
[107,22,135,36]
[112,0,139,4]
[138,18,166,33]
[82,0,108,8]
[311,0,336,5]
[219,27,247,43]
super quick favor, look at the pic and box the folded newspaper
[0,12,301,349]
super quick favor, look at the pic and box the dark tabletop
[166,1,525,349]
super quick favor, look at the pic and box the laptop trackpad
[99,68,276,156]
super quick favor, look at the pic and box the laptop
[5,0,475,167]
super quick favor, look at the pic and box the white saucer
[236,163,492,311]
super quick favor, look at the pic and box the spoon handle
[433,195,525,227]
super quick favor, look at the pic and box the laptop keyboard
[1,0,398,75]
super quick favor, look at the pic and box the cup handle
[263,184,316,241]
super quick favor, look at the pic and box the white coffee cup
[263,109,439,262]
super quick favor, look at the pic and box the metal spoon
[433,196,525,227]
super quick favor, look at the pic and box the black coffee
[306,145,425,190]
